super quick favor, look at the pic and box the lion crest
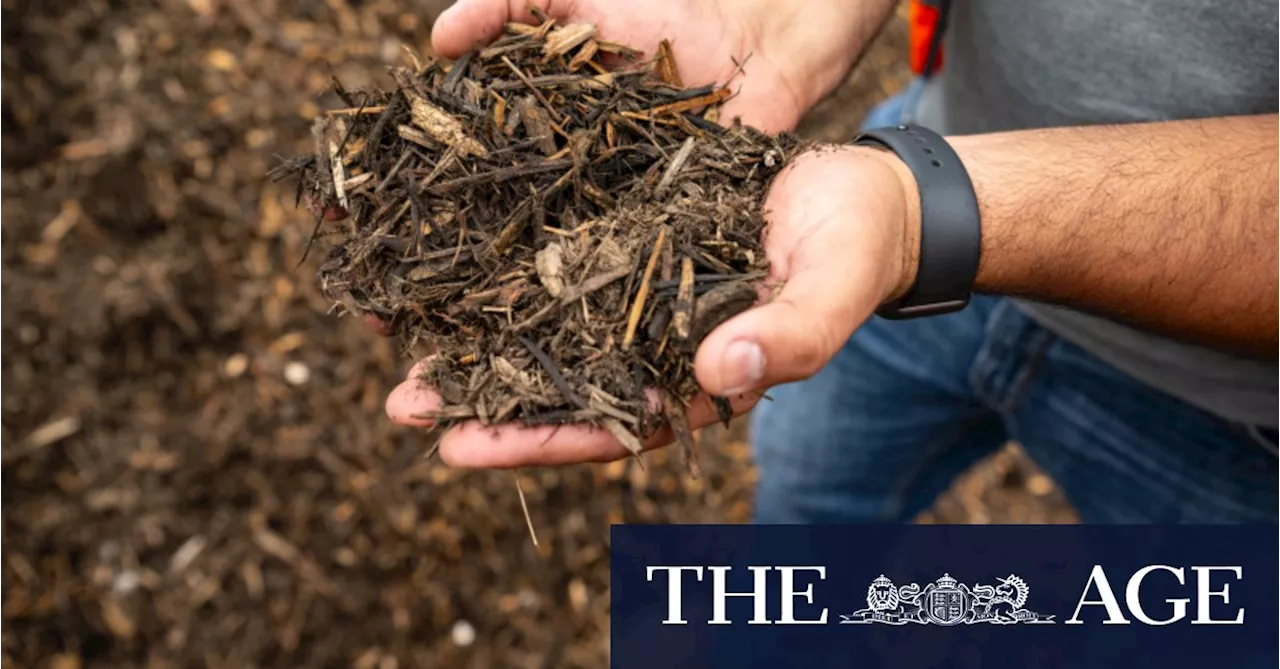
[866,575,900,611]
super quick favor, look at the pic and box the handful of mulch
[279,12,806,462]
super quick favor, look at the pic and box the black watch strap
[853,124,981,319]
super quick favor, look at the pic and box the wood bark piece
[685,282,759,350]
[662,390,700,478]
[406,94,489,158]
[671,256,695,341]
[543,24,596,59]
[514,95,558,156]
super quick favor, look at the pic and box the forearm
[748,0,900,111]
[948,114,1278,358]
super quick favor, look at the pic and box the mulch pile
[289,18,805,460]
[1,2,1075,668]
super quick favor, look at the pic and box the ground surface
[2,2,1076,667]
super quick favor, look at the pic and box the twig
[661,390,700,478]
[442,51,474,94]
[518,335,589,410]
[586,396,640,426]
[415,145,459,193]
[426,159,574,194]
[326,105,388,116]
[622,226,668,349]
[501,55,564,124]
[374,149,413,194]
[601,418,645,466]
[513,471,539,547]
[655,137,696,198]
[297,208,325,268]
[362,94,403,172]
[424,433,443,461]
[512,265,630,332]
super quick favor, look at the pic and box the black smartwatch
[853,124,981,319]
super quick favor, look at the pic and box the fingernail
[719,340,765,395]
[362,313,394,337]
[385,379,439,425]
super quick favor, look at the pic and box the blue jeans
[749,84,1278,524]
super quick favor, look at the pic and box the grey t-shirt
[912,0,1278,427]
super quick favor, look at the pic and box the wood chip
[514,95,557,155]
[534,242,566,297]
[24,416,82,450]
[406,94,489,158]
[661,390,700,478]
[655,39,683,87]
[542,24,596,59]
[671,257,695,340]
[601,417,644,464]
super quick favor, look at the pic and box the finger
[717,93,793,135]
[693,150,903,395]
[438,390,761,468]
[361,313,395,337]
[432,0,574,59]
[656,390,763,445]
[385,359,441,427]
[305,193,348,221]
[439,421,623,468]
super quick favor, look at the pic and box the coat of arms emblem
[840,573,1055,626]
[926,576,967,625]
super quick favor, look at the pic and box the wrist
[855,147,922,304]
[853,125,982,319]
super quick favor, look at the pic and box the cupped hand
[385,146,920,467]
[431,0,814,133]
[381,0,912,467]
[387,358,765,467]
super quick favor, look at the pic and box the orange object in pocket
[909,0,947,75]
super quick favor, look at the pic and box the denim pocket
[1241,424,1279,457]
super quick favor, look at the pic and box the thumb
[692,150,910,395]
[692,259,883,396]
[432,0,573,59]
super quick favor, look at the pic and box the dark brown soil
[1,3,1077,668]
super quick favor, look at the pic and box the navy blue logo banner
[610,525,1278,669]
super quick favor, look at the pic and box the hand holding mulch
[281,13,806,466]
[283,8,921,470]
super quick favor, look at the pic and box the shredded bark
[280,20,807,448]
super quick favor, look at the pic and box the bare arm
[945,114,1278,358]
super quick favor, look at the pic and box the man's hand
[430,0,892,133]
[383,0,906,467]
[386,147,921,467]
